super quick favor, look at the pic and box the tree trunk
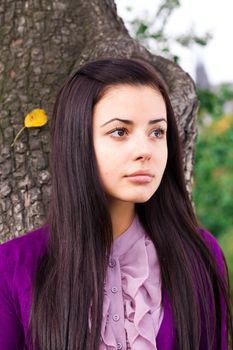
[0,0,199,242]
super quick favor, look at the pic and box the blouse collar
[111,215,145,257]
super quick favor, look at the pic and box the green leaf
[150,32,163,40]
[194,37,208,46]
[136,23,148,35]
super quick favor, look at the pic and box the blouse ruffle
[100,217,163,349]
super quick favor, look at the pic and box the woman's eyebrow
[100,117,167,127]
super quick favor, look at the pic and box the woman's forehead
[93,84,167,125]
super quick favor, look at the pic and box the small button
[117,342,123,349]
[109,258,116,268]
[111,286,118,293]
[112,314,120,322]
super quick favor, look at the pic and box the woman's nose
[132,135,152,161]
[136,152,151,161]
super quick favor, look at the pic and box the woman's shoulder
[0,225,49,274]
[199,227,222,254]
[0,226,49,341]
[198,227,225,275]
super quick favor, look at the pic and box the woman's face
[93,84,168,204]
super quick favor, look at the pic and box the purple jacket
[0,225,227,349]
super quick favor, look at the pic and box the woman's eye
[110,127,128,137]
[108,127,166,139]
[151,128,166,139]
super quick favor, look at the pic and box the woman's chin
[123,193,155,203]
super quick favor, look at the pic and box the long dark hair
[28,58,233,349]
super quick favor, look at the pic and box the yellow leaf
[11,108,48,147]
[24,108,48,128]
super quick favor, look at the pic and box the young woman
[0,58,232,350]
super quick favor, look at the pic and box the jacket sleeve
[0,245,25,350]
[200,229,228,350]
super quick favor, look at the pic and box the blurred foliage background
[194,85,233,297]
[118,0,233,296]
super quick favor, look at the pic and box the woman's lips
[125,174,153,184]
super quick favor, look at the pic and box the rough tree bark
[0,0,199,242]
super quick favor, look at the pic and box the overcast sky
[116,0,233,85]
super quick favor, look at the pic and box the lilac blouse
[100,215,163,349]
[0,216,227,349]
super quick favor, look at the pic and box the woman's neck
[108,199,135,239]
